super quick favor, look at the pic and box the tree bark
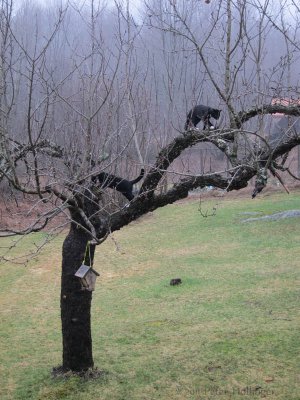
[60,219,95,371]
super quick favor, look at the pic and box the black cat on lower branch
[185,104,221,130]
[92,168,145,201]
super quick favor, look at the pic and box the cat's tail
[130,168,145,184]
[184,110,192,130]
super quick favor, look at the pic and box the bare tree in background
[0,0,299,373]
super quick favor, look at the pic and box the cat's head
[211,108,221,119]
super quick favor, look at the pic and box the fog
[1,0,299,183]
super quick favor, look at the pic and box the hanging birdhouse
[75,264,100,291]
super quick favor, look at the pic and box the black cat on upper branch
[185,104,221,131]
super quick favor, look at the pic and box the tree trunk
[60,221,95,371]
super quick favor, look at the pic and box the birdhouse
[75,264,100,291]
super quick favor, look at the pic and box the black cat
[92,169,145,201]
[185,105,221,130]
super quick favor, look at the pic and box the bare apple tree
[0,0,299,373]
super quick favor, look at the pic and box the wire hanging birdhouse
[75,264,99,291]
[74,241,99,291]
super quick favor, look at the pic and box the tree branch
[238,104,300,124]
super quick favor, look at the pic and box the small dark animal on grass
[185,105,221,130]
[170,278,182,286]
[92,169,145,201]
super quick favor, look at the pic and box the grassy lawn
[0,191,299,399]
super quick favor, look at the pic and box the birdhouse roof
[75,264,99,278]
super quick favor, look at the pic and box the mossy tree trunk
[60,212,96,372]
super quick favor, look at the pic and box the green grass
[0,190,299,399]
